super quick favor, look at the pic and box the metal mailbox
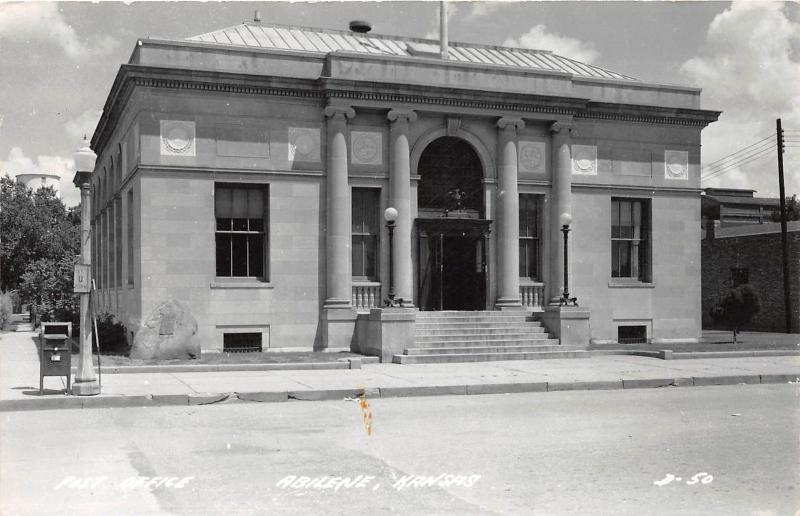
[39,322,73,394]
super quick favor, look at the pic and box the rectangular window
[731,267,749,287]
[351,188,379,280]
[519,194,542,280]
[611,198,651,281]
[127,190,134,285]
[115,200,122,287]
[215,184,269,280]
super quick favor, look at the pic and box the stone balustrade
[520,282,545,311]
[353,282,382,312]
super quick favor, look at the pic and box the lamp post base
[71,379,100,396]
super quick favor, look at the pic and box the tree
[770,194,800,222]
[17,254,80,328]
[710,285,761,343]
[0,175,80,291]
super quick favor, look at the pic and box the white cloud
[1,147,80,207]
[467,2,502,20]
[0,3,118,60]
[65,109,102,141]
[503,24,599,64]
[681,1,800,197]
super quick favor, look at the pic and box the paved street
[1,383,797,515]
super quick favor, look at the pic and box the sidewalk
[2,330,798,412]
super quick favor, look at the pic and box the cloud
[467,2,502,20]
[424,1,461,40]
[65,109,102,141]
[0,3,118,60]
[503,24,599,64]
[681,1,800,197]
[1,147,80,207]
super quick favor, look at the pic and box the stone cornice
[92,65,721,156]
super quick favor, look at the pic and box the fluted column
[549,121,573,304]
[323,106,356,309]
[387,109,417,307]
[495,117,524,309]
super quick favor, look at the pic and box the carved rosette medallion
[518,141,546,174]
[160,120,196,156]
[571,145,597,176]
[288,127,320,162]
[664,150,689,180]
[351,131,382,165]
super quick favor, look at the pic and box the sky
[0,1,798,207]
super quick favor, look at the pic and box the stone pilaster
[549,121,573,303]
[323,105,356,309]
[387,109,417,307]
[495,117,524,309]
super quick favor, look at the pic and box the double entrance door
[417,218,492,311]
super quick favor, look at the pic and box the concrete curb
[2,373,797,412]
[70,358,379,374]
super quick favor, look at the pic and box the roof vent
[253,10,261,23]
[349,20,372,34]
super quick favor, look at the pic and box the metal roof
[187,22,638,81]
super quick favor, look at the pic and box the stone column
[495,117,524,309]
[549,121,573,303]
[321,105,357,350]
[387,109,417,307]
[323,105,356,309]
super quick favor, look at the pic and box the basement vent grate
[223,332,262,353]
[618,325,647,344]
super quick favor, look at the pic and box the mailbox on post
[39,322,73,394]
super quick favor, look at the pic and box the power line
[701,145,775,178]
[700,149,774,182]
[701,134,775,170]
[701,142,776,177]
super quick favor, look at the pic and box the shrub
[710,284,761,343]
[93,313,129,355]
[0,291,13,330]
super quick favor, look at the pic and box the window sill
[608,280,655,289]
[211,280,274,289]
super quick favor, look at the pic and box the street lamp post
[384,207,398,307]
[559,212,578,307]
[72,136,100,396]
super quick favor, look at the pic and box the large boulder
[131,299,200,360]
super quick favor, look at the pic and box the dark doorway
[417,218,491,311]
[417,137,484,217]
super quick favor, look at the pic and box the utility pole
[776,119,792,333]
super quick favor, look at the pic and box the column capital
[324,105,356,120]
[549,120,573,135]
[496,117,525,131]
[387,109,417,124]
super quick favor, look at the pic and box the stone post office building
[89,21,719,356]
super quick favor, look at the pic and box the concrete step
[15,323,34,332]
[417,334,555,345]
[416,315,535,323]
[393,350,614,364]
[416,327,546,337]
[416,321,543,330]
[405,344,578,355]
[413,337,561,347]
[417,310,533,318]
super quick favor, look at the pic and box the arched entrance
[416,137,491,311]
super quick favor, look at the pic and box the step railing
[520,281,545,311]
[352,282,381,312]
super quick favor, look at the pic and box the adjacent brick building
[702,221,800,332]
